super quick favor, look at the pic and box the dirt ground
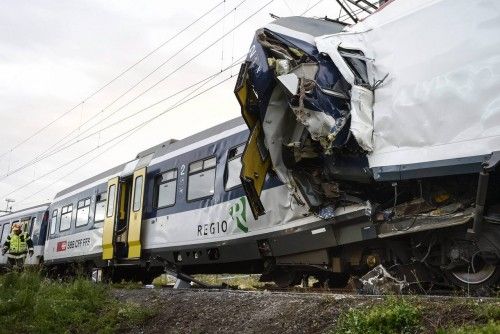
[113,288,499,334]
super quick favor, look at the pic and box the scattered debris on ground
[358,264,408,295]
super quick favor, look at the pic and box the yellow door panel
[235,62,271,219]
[234,62,258,128]
[127,167,146,259]
[240,122,271,219]
[102,177,119,260]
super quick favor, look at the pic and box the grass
[333,297,423,334]
[436,300,500,334]
[333,296,500,334]
[437,321,500,334]
[0,270,156,334]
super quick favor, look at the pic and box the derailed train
[0,0,499,292]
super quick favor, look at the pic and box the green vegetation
[334,297,500,334]
[334,297,422,334]
[438,321,500,334]
[474,301,500,321]
[0,270,155,334]
[437,300,500,334]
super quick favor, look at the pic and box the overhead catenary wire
[1,0,262,183]
[85,0,248,124]
[301,0,323,15]
[16,73,223,206]
[15,121,148,206]
[0,0,226,162]
[0,57,244,181]
[2,73,237,200]
[23,0,254,171]
[8,0,247,172]
[4,0,275,202]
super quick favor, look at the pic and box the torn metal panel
[349,85,373,151]
[235,16,348,217]
[262,84,310,211]
[240,122,272,219]
[314,36,376,152]
[235,62,272,218]
[378,208,475,239]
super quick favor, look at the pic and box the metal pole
[472,171,489,234]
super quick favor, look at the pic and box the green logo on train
[229,197,248,233]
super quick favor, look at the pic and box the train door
[102,177,119,260]
[127,167,146,259]
[0,222,12,265]
[102,167,147,261]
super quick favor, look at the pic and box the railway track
[152,282,499,299]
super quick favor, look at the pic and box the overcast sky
[0,0,349,211]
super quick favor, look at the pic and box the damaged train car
[235,0,500,292]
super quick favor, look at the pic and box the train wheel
[445,259,500,294]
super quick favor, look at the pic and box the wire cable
[3,0,273,200]
[16,122,147,205]
[24,0,254,170]
[301,0,323,15]
[2,73,237,199]
[0,57,244,181]
[2,0,260,181]
[19,73,226,206]
[0,0,226,161]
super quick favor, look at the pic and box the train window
[76,198,91,227]
[31,217,41,244]
[94,193,107,228]
[204,157,216,169]
[189,160,203,173]
[225,144,245,190]
[156,169,177,208]
[20,217,31,233]
[31,217,36,235]
[28,217,36,235]
[107,184,116,217]
[133,175,143,212]
[60,204,73,232]
[1,223,11,244]
[50,210,58,235]
[187,157,216,201]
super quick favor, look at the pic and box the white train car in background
[0,204,49,267]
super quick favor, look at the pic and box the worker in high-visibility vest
[1,223,34,270]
